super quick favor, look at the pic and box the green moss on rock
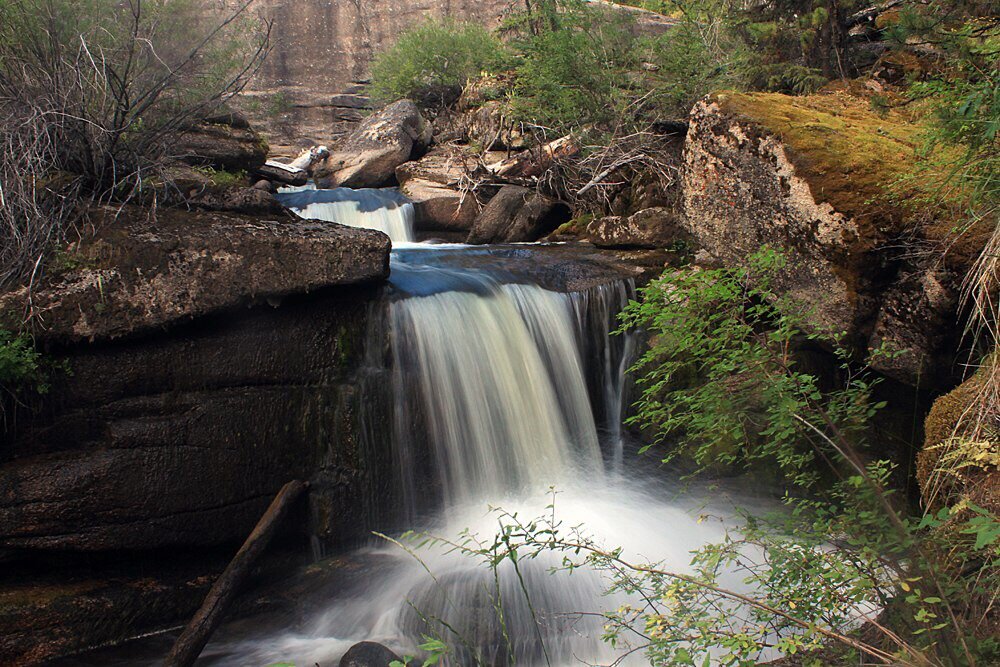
[714,90,990,270]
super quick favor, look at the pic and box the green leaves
[618,247,880,489]
[369,20,509,106]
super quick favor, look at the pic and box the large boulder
[466,186,571,245]
[0,206,390,343]
[918,366,1000,514]
[396,151,482,232]
[587,207,687,249]
[681,91,980,388]
[314,100,433,189]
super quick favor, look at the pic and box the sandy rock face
[683,96,863,335]
[681,94,961,388]
[312,100,432,189]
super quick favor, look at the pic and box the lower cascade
[189,242,751,666]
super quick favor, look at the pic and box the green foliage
[504,1,640,130]
[901,7,999,214]
[640,21,744,117]
[388,636,449,667]
[195,166,248,189]
[617,247,887,486]
[0,330,47,393]
[369,20,509,106]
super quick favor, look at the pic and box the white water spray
[277,186,417,245]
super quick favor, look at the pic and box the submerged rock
[0,205,391,343]
[314,100,433,189]
[339,641,403,667]
[466,186,570,244]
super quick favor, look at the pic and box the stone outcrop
[0,206,390,343]
[466,186,571,245]
[339,641,403,667]
[681,91,974,388]
[587,207,687,249]
[174,117,268,172]
[396,150,483,232]
[313,100,432,189]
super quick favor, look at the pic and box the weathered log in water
[163,480,308,667]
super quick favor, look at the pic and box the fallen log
[162,480,308,667]
[486,135,579,179]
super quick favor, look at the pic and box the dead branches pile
[0,0,271,292]
[456,123,685,218]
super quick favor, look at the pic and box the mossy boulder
[918,367,1000,513]
[681,90,982,388]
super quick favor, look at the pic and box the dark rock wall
[1,286,394,555]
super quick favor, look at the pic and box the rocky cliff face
[241,0,511,152]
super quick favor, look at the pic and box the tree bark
[162,480,308,667]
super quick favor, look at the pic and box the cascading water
[187,242,762,667]
[277,186,417,245]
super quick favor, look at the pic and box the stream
[63,187,773,666]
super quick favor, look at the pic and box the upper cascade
[278,186,417,245]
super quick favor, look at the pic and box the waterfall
[276,186,417,245]
[147,220,759,667]
[390,284,605,506]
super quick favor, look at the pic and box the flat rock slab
[1,206,391,343]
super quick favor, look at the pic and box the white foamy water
[277,186,417,245]
[193,262,767,667]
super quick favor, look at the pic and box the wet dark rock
[466,186,571,245]
[314,100,433,189]
[0,205,391,343]
[0,285,387,553]
[339,641,403,667]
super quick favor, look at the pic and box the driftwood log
[162,480,308,667]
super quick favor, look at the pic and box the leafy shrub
[369,20,509,106]
[506,1,640,131]
[641,20,746,118]
[0,330,46,392]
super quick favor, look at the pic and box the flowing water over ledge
[58,188,773,666]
